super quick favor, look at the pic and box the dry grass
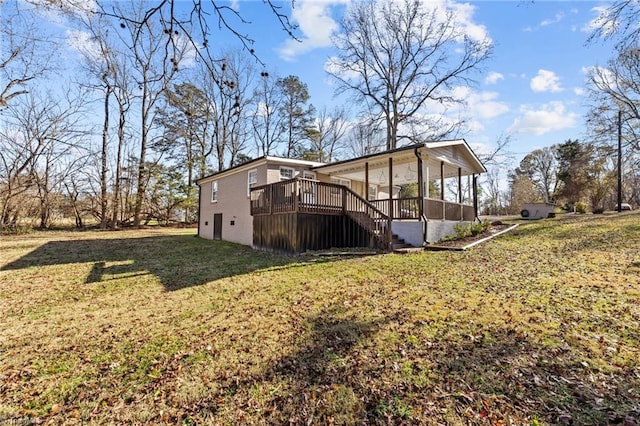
[1,215,639,425]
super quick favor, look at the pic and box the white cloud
[484,72,504,85]
[290,0,490,61]
[324,55,362,83]
[508,101,577,135]
[277,0,348,61]
[540,11,565,27]
[574,87,585,96]
[452,86,509,120]
[66,29,102,62]
[448,1,491,43]
[447,86,509,133]
[530,69,563,93]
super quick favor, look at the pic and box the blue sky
[22,0,618,167]
[205,0,616,163]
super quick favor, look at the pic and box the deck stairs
[391,234,417,251]
[342,188,419,251]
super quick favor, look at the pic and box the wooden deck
[249,178,476,253]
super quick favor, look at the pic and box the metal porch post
[440,161,445,220]
[458,167,463,221]
[388,158,393,249]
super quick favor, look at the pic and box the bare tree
[252,71,286,157]
[113,2,189,227]
[588,49,640,121]
[329,0,492,150]
[0,92,87,230]
[94,0,298,67]
[346,118,385,158]
[588,1,640,51]
[586,49,640,207]
[516,147,559,203]
[0,0,55,106]
[71,13,121,228]
[201,50,256,171]
[110,53,134,229]
[308,106,350,162]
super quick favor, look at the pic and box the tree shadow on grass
[427,329,640,425]
[229,307,393,424]
[225,312,640,425]
[0,234,340,291]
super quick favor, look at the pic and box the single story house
[197,139,486,253]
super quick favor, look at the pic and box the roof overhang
[313,139,486,186]
[196,156,325,185]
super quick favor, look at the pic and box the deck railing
[250,178,476,222]
[342,189,390,250]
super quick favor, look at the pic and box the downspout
[473,174,480,222]
[414,148,428,245]
[197,181,202,238]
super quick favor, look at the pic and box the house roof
[196,156,324,185]
[196,139,486,186]
[312,139,486,185]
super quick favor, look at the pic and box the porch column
[440,161,445,220]
[388,158,393,219]
[365,162,369,201]
[425,161,429,198]
[416,151,424,218]
[473,174,479,220]
[387,157,393,250]
[440,161,445,201]
[458,167,463,221]
[458,168,462,204]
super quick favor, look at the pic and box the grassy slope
[0,215,639,425]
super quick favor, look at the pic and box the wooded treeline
[1,0,495,231]
[482,1,640,216]
[482,138,640,215]
[1,0,638,231]
[0,1,376,231]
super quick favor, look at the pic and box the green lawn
[1,215,639,425]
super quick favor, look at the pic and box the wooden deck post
[342,185,347,215]
[293,178,299,213]
[269,184,274,215]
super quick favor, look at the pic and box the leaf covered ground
[1,214,639,425]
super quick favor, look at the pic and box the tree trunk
[133,87,148,228]
[111,102,126,229]
[100,86,111,229]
